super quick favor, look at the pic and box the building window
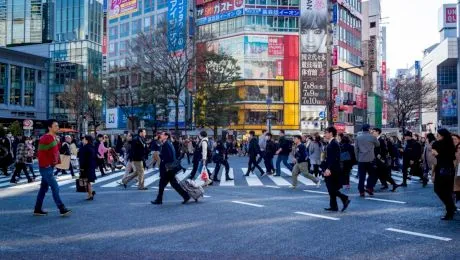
[10,65,21,106]
[370,22,376,28]
[24,68,35,107]
[157,12,166,27]
[144,15,154,31]
[109,26,118,40]
[120,22,129,37]
[244,110,283,125]
[244,86,283,102]
[119,40,128,53]
[0,63,6,104]
[132,19,142,35]
[157,0,167,9]
[145,0,155,13]
[109,42,118,56]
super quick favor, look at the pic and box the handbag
[55,154,71,170]
[165,159,182,174]
[76,178,88,192]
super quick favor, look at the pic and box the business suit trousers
[122,161,145,189]
[247,155,264,174]
[291,162,319,187]
[252,151,265,172]
[214,159,230,180]
[357,162,377,193]
[325,177,348,210]
[264,155,274,174]
[156,173,189,202]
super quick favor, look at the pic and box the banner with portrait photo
[300,0,328,106]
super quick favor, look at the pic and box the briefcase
[76,178,88,193]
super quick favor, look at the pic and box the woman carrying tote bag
[78,135,97,201]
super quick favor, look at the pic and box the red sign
[102,36,107,55]
[332,88,339,122]
[197,0,216,5]
[382,61,388,90]
[198,0,244,18]
[332,47,338,66]
[446,7,457,24]
[268,37,284,56]
[334,123,346,133]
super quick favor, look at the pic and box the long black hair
[436,128,455,156]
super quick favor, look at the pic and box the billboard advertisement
[168,0,188,52]
[197,0,244,19]
[244,35,284,79]
[445,6,457,25]
[441,89,457,117]
[300,0,328,106]
[109,0,138,18]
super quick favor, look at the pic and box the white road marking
[265,185,281,189]
[294,211,340,221]
[281,168,316,186]
[231,201,265,208]
[241,168,263,186]
[386,228,452,241]
[365,198,406,204]
[142,172,160,187]
[219,168,235,186]
[303,190,328,195]
[203,195,211,198]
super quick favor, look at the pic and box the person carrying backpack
[189,131,212,182]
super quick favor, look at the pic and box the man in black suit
[151,131,190,205]
[245,131,265,176]
[323,127,351,212]
[372,128,399,192]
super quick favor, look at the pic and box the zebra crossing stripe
[142,172,160,187]
[268,171,291,186]
[281,168,316,186]
[241,168,263,186]
[219,168,235,186]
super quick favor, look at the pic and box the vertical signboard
[168,0,188,52]
[300,0,328,107]
[109,0,138,18]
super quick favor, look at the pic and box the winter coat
[454,145,460,192]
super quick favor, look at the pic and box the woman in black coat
[78,135,97,201]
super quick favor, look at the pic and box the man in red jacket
[33,119,71,217]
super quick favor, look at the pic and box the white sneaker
[316,179,321,188]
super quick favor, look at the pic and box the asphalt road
[0,156,459,260]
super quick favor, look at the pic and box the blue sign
[319,111,325,120]
[167,0,188,52]
[332,4,338,24]
[244,8,300,17]
[196,9,244,26]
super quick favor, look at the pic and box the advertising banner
[268,37,284,56]
[106,108,119,129]
[441,89,457,117]
[197,0,244,19]
[109,0,138,18]
[300,0,328,106]
[445,7,457,25]
[168,0,188,52]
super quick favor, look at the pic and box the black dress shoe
[324,207,339,212]
[225,177,234,181]
[213,178,220,182]
[365,189,374,196]
[151,200,162,205]
[342,199,351,212]
[391,184,400,192]
[244,173,250,176]
[182,197,190,204]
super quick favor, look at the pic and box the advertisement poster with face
[441,89,457,117]
[300,0,328,107]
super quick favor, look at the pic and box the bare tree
[127,23,200,133]
[194,49,241,138]
[388,78,437,129]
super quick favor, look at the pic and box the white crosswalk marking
[219,168,235,186]
[281,168,315,186]
[241,168,263,186]
[142,172,160,187]
[176,169,192,182]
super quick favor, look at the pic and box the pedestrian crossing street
[0,166,431,191]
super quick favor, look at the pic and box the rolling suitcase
[180,179,204,202]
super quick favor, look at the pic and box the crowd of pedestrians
[0,120,459,220]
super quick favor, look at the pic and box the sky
[381,0,457,76]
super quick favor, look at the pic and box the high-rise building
[0,0,53,47]
[362,0,384,129]
[331,0,364,133]
[196,0,301,134]
[48,0,103,122]
[105,0,170,130]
